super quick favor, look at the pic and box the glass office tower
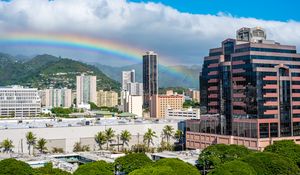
[187,27,300,150]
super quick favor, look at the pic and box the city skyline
[0,0,298,66]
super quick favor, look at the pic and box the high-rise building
[122,70,135,90]
[76,74,97,106]
[41,88,72,108]
[97,90,118,107]
[187,27,300,150]
[127,95,143,117]
[143,51,158,117]
[0,86,41,117]
[127,82,143,96]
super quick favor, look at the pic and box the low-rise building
[0,86,41,117]
[166,107,200,119]
[186,89,200,103]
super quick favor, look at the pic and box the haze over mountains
[0,53,200,89]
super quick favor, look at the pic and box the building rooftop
[0,117,182,130]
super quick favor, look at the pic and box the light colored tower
[76,74,97,107]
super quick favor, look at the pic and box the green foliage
[0,54,120,91]
[34,163,71,175]
[154,158,200,175]
[183,100,200,108]
[143,128,157,149]
[73,161,114,175]
[0,139,14,153]
[35,138,47,154]
[105,128,115,150]
[129,166,176,175]
[89,102,119,113]
[264,140,300,167]
[198,144,252,169]
[26,131,37,155]
[208,160,257,175]
[131,144,147,153]
[241,152,300,175]
[162,125,174,144]
[120,130,132,150]
[0,158,34,175]
[51,107,72,115]
[95,131,107,150]
[73,142,90,152]
[114,153,153,174]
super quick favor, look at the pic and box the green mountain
[94,63,201,88]
[0,53,120,90]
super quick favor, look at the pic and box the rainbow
[0,32,194,82]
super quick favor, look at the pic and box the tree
[105,128,115,150]
[73,161,114,175]
[174,130,183,142]
[0,158,33,175]
[162,125,174,144]
[95,131,107,150]
[34,163,71,175]
[143,128,157,149]
[264,140,300,167]
[114,153,153,174]
[154,158,201,175]
[26,131,37,155]
[0,139,14,153]
[73,142,90,152]
[241,152,300,175]
[35,138,47,154]
[120,130,132,150]
[208,160,256,175]
[198,144,251,170]
[129,166,175,175]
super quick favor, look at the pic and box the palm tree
[0,139,14,153]
[26,131,37,155]
[95,131,107,150]
[174,130,183,143]
[35,138,47,154]
[105,128,115,150]
[120,130,132,150]
[162,125,174,144]
[143,128,157,149]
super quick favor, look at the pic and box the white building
[76,75,97,107]
[122,70,135,90]
[40,88,72,108]
[166,107,200,119]
[127,82,143,96]
[0,118,179,153]
[0,86,41,117]
[127,95,143,117]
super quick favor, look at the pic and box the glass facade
[199,33,300,139]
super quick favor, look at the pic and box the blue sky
[130,0,300,22]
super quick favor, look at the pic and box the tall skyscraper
[187,27,300,150]
[143,51,158,111]
[76,74,97,106]
[122,70,135,90]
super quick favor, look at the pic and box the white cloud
[0,0,300,65]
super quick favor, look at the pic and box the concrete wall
[0,122,178,153]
